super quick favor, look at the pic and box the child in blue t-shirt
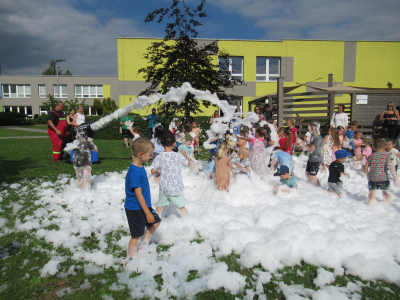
[124,137,161,267]
[344,121,358,156]
[273,165,298,194]
[270,147,294,174]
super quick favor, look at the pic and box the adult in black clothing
[263,104,273,122]
[396,103,400,139]
[379,102,400,140]
[66,108,75,143]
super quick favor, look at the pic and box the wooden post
[277,77,284,128]
[350,93,356,122]
[328,74,335,123]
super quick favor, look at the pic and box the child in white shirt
[387,139,400,172]
[151,132,190,216]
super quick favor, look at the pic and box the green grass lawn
[0,138,399,299]
[21,125,49,130]
[0,128,48,137]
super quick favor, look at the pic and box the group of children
[67,114,400,265]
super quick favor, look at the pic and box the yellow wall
[118,38,400,116]
[103,85,111,98]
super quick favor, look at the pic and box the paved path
[0,126,49,139]
[1,126,48,133]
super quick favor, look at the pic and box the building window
[219,57,243,80]
[39,85,46,98]
[75,85,103,98]
[39,106,48,114]
[3,106,32,116]
[53,85,68,98]
[256,57,280,82]
[2,84,31,98]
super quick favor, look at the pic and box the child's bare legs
[367,190,376,206]
[383,191,391,206]
[142,223,160,245]
[75,167,83,189]
[83,166,92,190]
[128,237,139,259]
[321,163,327,171]
[305,171,320,186]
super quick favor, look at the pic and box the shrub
[31,114,49,125]
[0,112,29,126]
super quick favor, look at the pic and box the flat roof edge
[117,37,400,42]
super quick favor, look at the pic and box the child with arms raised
[273,165,297,195]
[215,143,235,191]
[328,150,351,197]
[73,130,98,190]
[363,139,398,206]
[125,138,160,266]
[151,132,190,217]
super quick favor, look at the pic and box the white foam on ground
[10,155,400,298]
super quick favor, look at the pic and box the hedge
[0,112,30,126]
[87,114,212,140]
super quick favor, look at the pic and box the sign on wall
[356,95,368,104]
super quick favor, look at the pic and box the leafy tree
[63,98,88,114]
[93,98,104,115]
[42,60,72,75]
[138,0,243,116]
[102,98,118,115]
[41,94,58,111]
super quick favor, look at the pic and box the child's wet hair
[240,125,249,135]
[373,138,386,149]
[386,139,395,145]
[133,127,141,134]
[238,147,250,157]
[217,142,228,158]
[255,127,265,138]
[363,137,373,146]
[184,123,193,133]
[131,137,154,157]
[354,130,361,136]
[283,127,292,150]
[350,121,358,127]
[160,131,176,147]
[154,125,164,139]
[287,118,295,125]
[268,119,275,124]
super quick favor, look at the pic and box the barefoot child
[125,138,160,265]
[363,139,398,206]
[386,139,400,172]
[273,165,298,194]
[192,120,202,156]
[151,132,190,217]
[299,121,323,186]
[353,130,363,162]
[287,118,298,155]
[73,130,98,190]
[362,137,373,167]
[328,150,351,197]
[321,128,333,173]
[215,143,235,191]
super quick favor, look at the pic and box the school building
[117,38,400,116]
[1,38,399,118]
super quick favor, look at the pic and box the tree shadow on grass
[0,156,36,183]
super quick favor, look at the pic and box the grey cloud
[0,0,153,75]
[210,0,400,40]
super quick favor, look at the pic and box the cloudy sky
[1,0,399,76]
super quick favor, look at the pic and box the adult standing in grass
[66,108,75,143]
[120,113,134,148]
[147,108,160,139]
[72,105,85,127]
[48,101,67,162]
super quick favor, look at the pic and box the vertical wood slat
[277,77,284,128]
[328,74,335,125]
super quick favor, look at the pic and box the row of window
[3,106,98,116]
[219,57,280,82]
[2,85,104,99]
